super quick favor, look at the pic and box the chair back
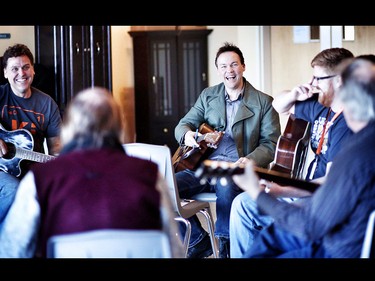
[123,143,183,215]
[47,229,171,258]
[123,143,218,257]
[361,209,375,258]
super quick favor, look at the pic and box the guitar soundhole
[3,142,16,159]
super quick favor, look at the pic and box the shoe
[219,237,230,258]
[187,235,213,258]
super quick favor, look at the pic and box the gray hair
[339,59,375,122]
[60,87,125,148]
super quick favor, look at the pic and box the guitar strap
[309,108,343,180]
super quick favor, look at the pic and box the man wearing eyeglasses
[229,48,355,258]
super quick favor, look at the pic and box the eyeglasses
[312,74,337,82]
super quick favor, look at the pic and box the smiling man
[0,44,62,230]
[174,42,281,258]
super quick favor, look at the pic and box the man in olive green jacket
[174,42,280,258]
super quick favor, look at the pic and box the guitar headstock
[194,160,244,185]
[194,159,320,193]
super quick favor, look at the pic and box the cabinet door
[66,26,112,101]
[129,30,211,153]
[177,30,211,117]
[147,34,179,151]
[34,26,64,104]
[129,31,179,151]
[34,25,112,115]
[67,26,86,105]
[90,26,112,90]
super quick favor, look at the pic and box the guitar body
[270,114,311,179]
[172,123,224,173]
[0,124,55,177]
[0,126,33,177]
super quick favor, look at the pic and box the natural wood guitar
[172,123,224,172]
[0,124,56,177]
[195,159,320,193]
[269,114,311,179]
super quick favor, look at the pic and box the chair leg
[199,209,219,258]
[174,217,191,258]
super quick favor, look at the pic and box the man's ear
[335,75,342,89]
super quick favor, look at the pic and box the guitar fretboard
[15,147,56,163]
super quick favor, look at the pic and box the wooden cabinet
[34,26,112,115]
[129,29,212,152]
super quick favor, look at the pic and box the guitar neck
[254,166,319,193]
[15,147,56,163]
[195,160,319,193]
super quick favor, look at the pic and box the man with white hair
[232,58,375,258]
[0,87,183,258]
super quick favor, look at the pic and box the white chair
[123,143,219,258]
[190,193,217,202]
[47,229,171,258]
[361,209,375,258]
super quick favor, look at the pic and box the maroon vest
[31,148,161,257]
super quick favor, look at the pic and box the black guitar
[0,124,56,177]
[195,159,320,193]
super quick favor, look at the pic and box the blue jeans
[230,192,311,258]
[243,222,329,258]
[176,169,242,247]
[230,192,274,258]
[0,172,19,229]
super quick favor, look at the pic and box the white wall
[110,26,133,102]
[0,26,35,57]
[207,26,263,92]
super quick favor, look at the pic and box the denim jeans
[243,222,329,258]
[229,192,274,258]
[230,192,309,257]
[176,169,242,247]
[0,172,19,229]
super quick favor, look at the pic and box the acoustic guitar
[195,159,320,193]
[269,114,311,179]
[0,124,56,177]
[172,123,224,172]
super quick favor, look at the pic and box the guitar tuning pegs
[199,178,206,185]
[210,177,218,185]
[220,177,228,186]
[194,166,204,178]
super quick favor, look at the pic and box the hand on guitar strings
[184,130,201,148]
[0,139,8,157]
[232,161,313,199]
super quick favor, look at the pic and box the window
[309,26,355,41]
